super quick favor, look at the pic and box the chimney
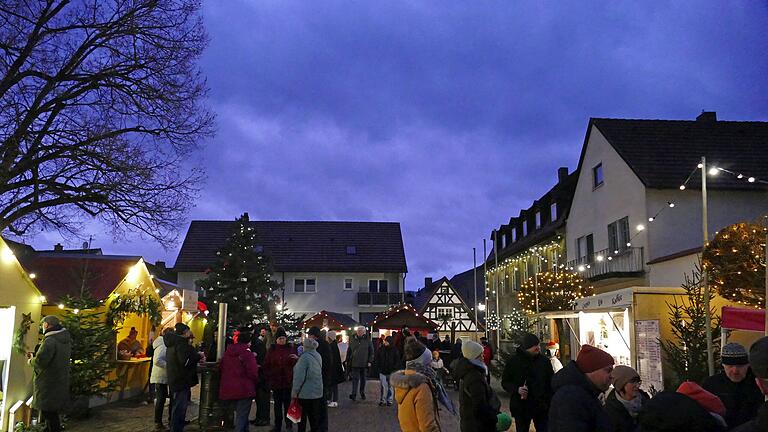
[53,243,63,252]
[557,167,569,183]
[424,277,433,288]
[696,111,717,122]
[242,212,250,221]
[155,261,166,270]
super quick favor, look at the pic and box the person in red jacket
[481,337,493,384]
[219,331,260,432]
[264,328,298,432]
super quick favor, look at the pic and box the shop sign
[181,289,198,312]
[575,287,633,310]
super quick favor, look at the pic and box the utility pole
[701,156,714,376]
[473,247,479,342]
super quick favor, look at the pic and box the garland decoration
[106,285,162,327]
[12,313,33,354]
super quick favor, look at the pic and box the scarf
[406,351,457,416]
[616,392,643,418]
[469,358,488,375]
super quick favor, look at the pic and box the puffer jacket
[219,343,259,400]
[452,357,498,432]
[31,327,72,412]
[548,361,612,432]
[264,343,297,390]
[150,336,168,384]
[391,369,441,432]
[292,338,323,399]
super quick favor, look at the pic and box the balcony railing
[357,292,404,306]
[565,247,644,280]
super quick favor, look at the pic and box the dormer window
[535,212,542,229]
[522,220,528,237]
[511,228,517,242]
[346,245,356,255]
[550,202,557,221]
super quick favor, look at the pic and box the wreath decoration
[106,285,162,327]
[12,313,34,354]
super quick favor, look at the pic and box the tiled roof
[588,115,768,190]
[412,277,447,312]
[174,221,407,273]
[21,254,140,302]
[449,266,486,310]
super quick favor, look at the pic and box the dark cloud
[28,1,768,290]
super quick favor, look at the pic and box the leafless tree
[0,0,214,247]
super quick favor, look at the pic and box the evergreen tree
[661,262,721,387]
[703,218,768,308]
[274,302,306,340]
[59,294,118,407]
[196,213,282,329]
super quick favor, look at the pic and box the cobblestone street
[63,378,512,431]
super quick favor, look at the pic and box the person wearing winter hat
[676,381,727,430]
[306,326,331,431]
[264,327,297,432]
[703,342,763,430]
[604,365,649,432]
[548,344,614,432]
[638,389,726,432]
[292,336,324,432]
[546,341,563,373]
[731,336,768,432]
[501,332,552,432]
[451,340,501,431]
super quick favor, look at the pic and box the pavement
[62,378,514,431]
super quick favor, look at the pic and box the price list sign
[635,320,663,393]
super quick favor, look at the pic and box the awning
[722,306,766,332]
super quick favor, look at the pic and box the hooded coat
[391,369,441,432]
[150,336,168,384]
[264,343,297,390]
[548,361,612,432]
[452,357,499,432]
[31,327,72,412]
[292,338,323,399]
[347,333,374,369]
[638,390,725,432]
[501,347,553,418]
[165,331,201,392]
[219,343,260,400]
[702,370,764,430]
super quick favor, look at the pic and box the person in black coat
[307,326,331,431]
[374,336,400,406]
[604,366,649,432]
[639,390,726,432]
[326,331,345,407]
[548,345,614,432]
[249,332,271,426]
[501,333,553,432]
[703,343,764,431]
[452,340,500,432]
[165,323,203,432]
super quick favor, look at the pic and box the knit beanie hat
[326,330,336,340]
[174,323,190,334]
[721,342,749,366]
[576,344,614,373]
[274,327,287,340]
[749,336,768,379]
[462,340,484,360]
[611,365,640,392]
[546,341,559,351]
[307,326,322,338]
[520,332,540,350]
[404,336,427,361]
[676,381,726,417]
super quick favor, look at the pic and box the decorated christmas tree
[274,301,307,340]
[517,271,593,313]
[58,293,118,412]
[703,218,768,309]
[661,262,721,386]
[196,213,283,330]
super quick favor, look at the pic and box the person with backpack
[452,340,501,431]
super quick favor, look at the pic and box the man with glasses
[548,344,614,432]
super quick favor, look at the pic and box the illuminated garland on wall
[703,220,768,309]
[517,271,593,314]
[106,286,163,327]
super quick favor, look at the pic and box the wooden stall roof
[372,303,438,330]
[303,310,360,331]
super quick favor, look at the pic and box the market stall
[303,310,360,332]
[565,287,687,393]
[371,303,439,336]
[0,238,43,432]
[720,306,765,350]
[160,286,208,341]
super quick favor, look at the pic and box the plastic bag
[286,398,302,424]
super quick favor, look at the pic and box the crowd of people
[26,314,768,432]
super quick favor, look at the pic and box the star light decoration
[703,220,768,309]
[502,308,531,332]
[517,271,593,314]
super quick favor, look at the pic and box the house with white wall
[566,111,768,293]
[174,219,408,324]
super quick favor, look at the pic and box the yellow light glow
[29,273,37,279]
[39,295,46,303]
[1,246,15,263]
[57,304,64,309]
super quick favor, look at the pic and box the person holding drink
[502,332,553,432]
